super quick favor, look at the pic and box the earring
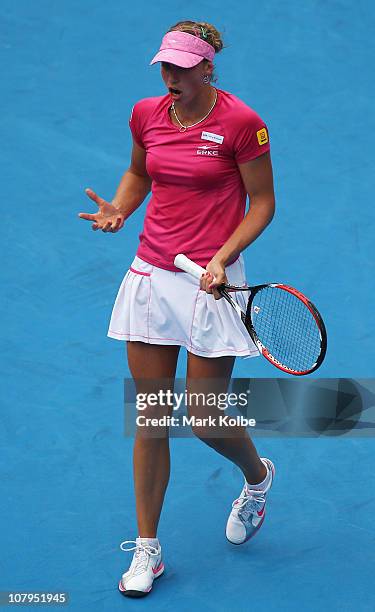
[202,74,210,84]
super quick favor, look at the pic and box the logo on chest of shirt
[196,144,220,156]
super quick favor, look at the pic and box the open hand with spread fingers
[78,188,126,233]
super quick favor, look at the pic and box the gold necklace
[171,89,218,132]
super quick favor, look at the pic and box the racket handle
[174,254,206,279]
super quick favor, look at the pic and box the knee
[190,425,208,440]
[190,421,218,443]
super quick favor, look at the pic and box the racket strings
[247,287,322,372]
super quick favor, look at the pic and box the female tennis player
[79,20,276,598]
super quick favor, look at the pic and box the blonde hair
[168,20,224,53]
[168,20,224,82]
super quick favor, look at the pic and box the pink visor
[150,31,215,68]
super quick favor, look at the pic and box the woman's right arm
[79,139,152,233]
[112,140,152,217]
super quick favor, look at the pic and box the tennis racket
[174,254,327,376]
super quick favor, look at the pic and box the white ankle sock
[138,536,160,550]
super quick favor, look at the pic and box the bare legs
[127,342,266,538]
[186,352,267,485]
[127,342,180,537]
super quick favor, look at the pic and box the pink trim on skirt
[107,255,259,359]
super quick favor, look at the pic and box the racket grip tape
[174,254,206,279]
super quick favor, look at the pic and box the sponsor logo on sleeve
[257,127,269,145]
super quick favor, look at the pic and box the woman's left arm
[202,152,275,297]
[214,151,275,266]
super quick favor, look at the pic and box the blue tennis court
[1,1,374,610]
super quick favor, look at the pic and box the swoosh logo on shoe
[257,506,265,517]
[152,562,163,575]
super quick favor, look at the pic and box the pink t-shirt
[129,88,270,272]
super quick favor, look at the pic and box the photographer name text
[136,415,256,427]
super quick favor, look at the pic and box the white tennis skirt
[107,254,259,359]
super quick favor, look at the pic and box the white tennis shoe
[118,537,164,597]
[226,458,275,545]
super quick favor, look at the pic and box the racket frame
[218,282,327,375]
